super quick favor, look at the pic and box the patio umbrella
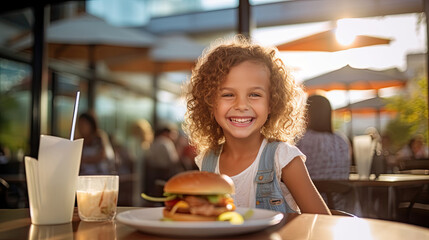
[303,65,407,92]
[8,13,157,111]
[334,96,396,131]
[106,35,205,73]
[303,65,407,137]
[334,96,392,114]
[105,34,205,129]
[276,29,391,52]
[9,13,156,63]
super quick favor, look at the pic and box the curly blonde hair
[183,35,306,156]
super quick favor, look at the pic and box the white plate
[116,207,284,237]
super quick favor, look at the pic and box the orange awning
[276,29,391,52]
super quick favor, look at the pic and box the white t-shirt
[195,139,306,212]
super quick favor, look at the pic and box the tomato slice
[165,199,180,207]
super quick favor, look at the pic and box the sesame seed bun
[163,171,235,195]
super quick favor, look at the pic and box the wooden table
[1,207,428,239]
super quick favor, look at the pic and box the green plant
[384,77,428,150]
[0,93,29,153]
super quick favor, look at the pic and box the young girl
[183,35,331,215]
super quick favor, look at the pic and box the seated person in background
[175,132,198,171]
[144,124,183,199]
[128,119,154,206]
[396,134,429,161]
[381,134,397,173]
[0,144,10,165]
[77,112,116,175]
[296,94,351,210]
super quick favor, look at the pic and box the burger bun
[164,171,234,195]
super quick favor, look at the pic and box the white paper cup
[25,135,83,225]
[77,175,119,222]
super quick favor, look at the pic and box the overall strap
[255,141,296,214]
[257,141,280,171]
[201,151,218,172]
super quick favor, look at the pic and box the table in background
[1,207,429,240]
[314,174,429,220]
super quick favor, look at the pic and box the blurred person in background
[380,134,397,173]
[144,123,182,202]
[128,119,154,206]
[175,131,198,171]
[396,134,429,161]
[0,144,10,167]
[297,94,351,211]
[77,112,116,175]
[109,133,134,206]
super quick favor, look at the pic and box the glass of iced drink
[77,175,119,222]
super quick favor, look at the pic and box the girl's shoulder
[269,140,300,151]
[272,141,306,167]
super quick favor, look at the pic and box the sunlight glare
[335,28,356,46]
[333,218,373,240]
[335,19,357,46]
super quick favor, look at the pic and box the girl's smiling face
[214,60,271,142]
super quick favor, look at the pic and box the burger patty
[189,204,230,216]
[165,196,232,216]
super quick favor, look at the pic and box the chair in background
[398,159,429,171]
[313,180,363,217]
[313,180,357,211]
[0,178,10,208]
[397,184,429,228]
[396,159,429,226]
[407,185,429,228]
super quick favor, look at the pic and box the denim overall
[201,141,296,214]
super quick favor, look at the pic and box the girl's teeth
[231,118,252,123]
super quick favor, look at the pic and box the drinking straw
[70,91,80,141]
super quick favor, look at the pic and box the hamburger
[142,171,236,221]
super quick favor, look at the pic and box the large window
[87,0,239,26]
[51,72,88,138]
[0,59,31,167]
[96,82,154,145]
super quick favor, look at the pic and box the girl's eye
[221,93,234,97]
[250,93,261,97]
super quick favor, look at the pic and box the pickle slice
[218,212,244,225]
[140,193,177,202]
